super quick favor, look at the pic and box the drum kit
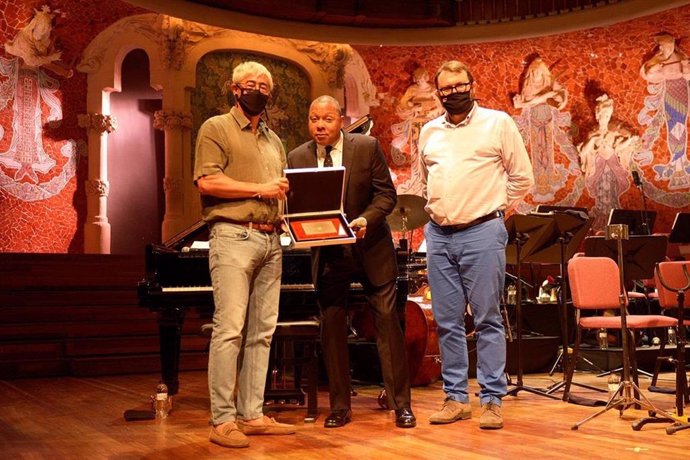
[387,194,430,294]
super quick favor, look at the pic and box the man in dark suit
[288,95,415,429]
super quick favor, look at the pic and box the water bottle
[668,327,677,346]
[597,328,608,350]
[155,381,170,420]
[607,373,620,398]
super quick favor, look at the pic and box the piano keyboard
[160,282,363,293]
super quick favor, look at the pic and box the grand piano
[137,220,408,397]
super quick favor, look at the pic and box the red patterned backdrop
[0,1,688,253]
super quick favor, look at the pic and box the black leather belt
[442,211,503,232]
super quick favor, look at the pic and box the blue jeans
[207,222,282,425]
[425,217,508,406]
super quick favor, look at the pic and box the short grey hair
[232,61,273,90]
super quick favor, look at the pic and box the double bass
[405,296,441,386]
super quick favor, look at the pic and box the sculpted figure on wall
[391,67,444,195]
[513,57,567,111]
[639,33,690,190]
[4,5,72,78]
[579,94,639,229]
[513,57,579,203]
[0,5,76,200]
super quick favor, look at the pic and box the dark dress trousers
[288,132,411,411]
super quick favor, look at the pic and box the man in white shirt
[418,60,534,430]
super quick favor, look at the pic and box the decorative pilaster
[155,109,193,241]
[80,112,116,254]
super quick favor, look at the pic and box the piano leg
[304,338,319,423]
[158,305,185,396]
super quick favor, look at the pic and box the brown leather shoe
[479,403,503,430]
[209,421,249,448]
[428,398,472,424]
[237,415,296,435]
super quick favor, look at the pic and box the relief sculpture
[579,94,639,229]
[391,67,444,196]
[513,57,579,203]
[0,5,76,201]
[638,33,690,190]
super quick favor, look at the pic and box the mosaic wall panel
[2,0,690,253]
[0,0,143,253]
[355,5,690,235]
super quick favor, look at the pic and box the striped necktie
[324,145,333,168]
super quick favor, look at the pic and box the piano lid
[163,220,209,251]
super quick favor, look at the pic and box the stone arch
[77,13,351,252]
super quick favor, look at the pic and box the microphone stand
[633,170,650,235]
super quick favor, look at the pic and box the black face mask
[441,91,473,115]
[237,88,269,116]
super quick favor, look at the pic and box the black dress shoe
[395,408,417,428]
[324,409,352,428]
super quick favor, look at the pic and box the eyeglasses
[437,81,472,97]
[238,80,271,95]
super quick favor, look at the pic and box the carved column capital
[154,110,193,131]
[86,179,109,197]
[78,113,118,134]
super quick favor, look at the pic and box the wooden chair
[564,256,677,402]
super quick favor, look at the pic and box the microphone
[632,170,642,187]
[632,170,650,235]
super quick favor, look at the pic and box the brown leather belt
[216,219,278,234]
[443,211,503,232]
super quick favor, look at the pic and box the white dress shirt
[317,132,344,168]
[418,103,534,226]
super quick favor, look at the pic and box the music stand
[505,214,561,400]
[608,208,657,236]
[584,235,668,284]
[670,212,690,244]
[521,212,598,397]
[536,205,589,215]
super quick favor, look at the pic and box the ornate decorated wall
[357,5,690,236]
[0,1,689,253]
[0,0,144,252]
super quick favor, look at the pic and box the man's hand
[258,177,289,200]
[348,216,367,239]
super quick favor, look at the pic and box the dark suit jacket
[287,132,398,287]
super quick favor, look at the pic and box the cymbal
[387,194,429,231]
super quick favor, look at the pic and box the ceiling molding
[124,0,690,45]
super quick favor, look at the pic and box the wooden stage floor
[1,370,688,459]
